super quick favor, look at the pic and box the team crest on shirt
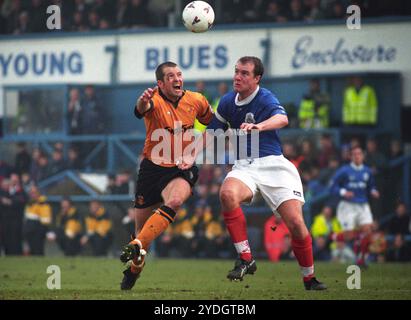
[245,113,256,124]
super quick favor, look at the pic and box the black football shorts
[134,158,199,208]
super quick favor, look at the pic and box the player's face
[233,62,260,98]
[157,66,184,101]
[351,148,364,165]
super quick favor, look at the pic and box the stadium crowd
[1,129,410,262]
[1,75,410,261]
[1,0,411,35]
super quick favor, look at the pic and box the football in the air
[182,1,215,33]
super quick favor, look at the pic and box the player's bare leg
[121,178,191,290]
[277,199,327,290]
[220,178,257,281]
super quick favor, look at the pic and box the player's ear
[255,75,261,84]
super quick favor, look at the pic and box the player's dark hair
[237,56,264,81]
[350,145,363,153]
[155,61,177,81]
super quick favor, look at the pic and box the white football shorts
[336,200,373,231]
[225,155,305,213]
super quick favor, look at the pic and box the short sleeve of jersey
[134,100,154,119]
[196,93,214,125]
[263,93,287,118]
[207,94,230,130]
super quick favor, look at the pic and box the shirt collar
[159,88,185,108]
[235,86,259,106]
[350,162,364,171]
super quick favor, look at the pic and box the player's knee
[165,197,184,211]
[220,189,239,207]
[287,217,308,239]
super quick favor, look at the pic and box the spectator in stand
[125,0,150,29]
[317,133,337,169]
[212,82,229,111]
[20,172,33,193]
[304,0,325,21]
[385,233,410,262]
[147,0,174,27]
[92,0,114,24]
[115,0,129,29]
[82,85,105,134]
[342,76,378,127]
[326,1,345,19]
[29,0,46,33]
[87,10,100,30]
[365,137,387,219]
[67,146,82,170]
[49,148,66,176]
[54,198,84,256]
[14,142,31,177]
[70,10,89,31]
[4,0,23,34]
[0,174,28,255]
[0,159,12,184]
[81,200,113,256]
[99,17,111,29]
[287,0,305,21]
[299,139,318,168]
[385,202,410,236]
[73,0,90,17]
[261,1,288,23]
[298,78,330,129]
[122,207,136,237]
[339,143,351,164]
[23,185,52,255]
[31,153,50,183]
[68,88,83,135]
[317,155,340,188]
[310,205,342,261]
[13,10,29,34]
[386,139,404,212]
[167,207,195,258]
[282,141,304,169]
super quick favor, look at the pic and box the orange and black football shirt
[135,88,213,167]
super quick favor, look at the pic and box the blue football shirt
[207,87,287,159]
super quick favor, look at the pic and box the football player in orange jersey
[120,61,214,290]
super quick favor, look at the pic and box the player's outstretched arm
[240,114,288,132]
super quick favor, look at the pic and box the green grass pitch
[1,257,411,300]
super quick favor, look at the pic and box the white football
[182,1,215,33]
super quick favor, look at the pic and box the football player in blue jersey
[330,145,380,267]
[179,56,326,290]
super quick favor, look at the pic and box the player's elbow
[279,115,288,128]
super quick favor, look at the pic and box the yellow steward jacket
[58,207,83,239]
[85,207,112,237]
[310,214,342,238]
[343,85,378,125]
[24,196,52,226]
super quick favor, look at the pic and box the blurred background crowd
[1,0,411,35]
[1,78,410,262]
